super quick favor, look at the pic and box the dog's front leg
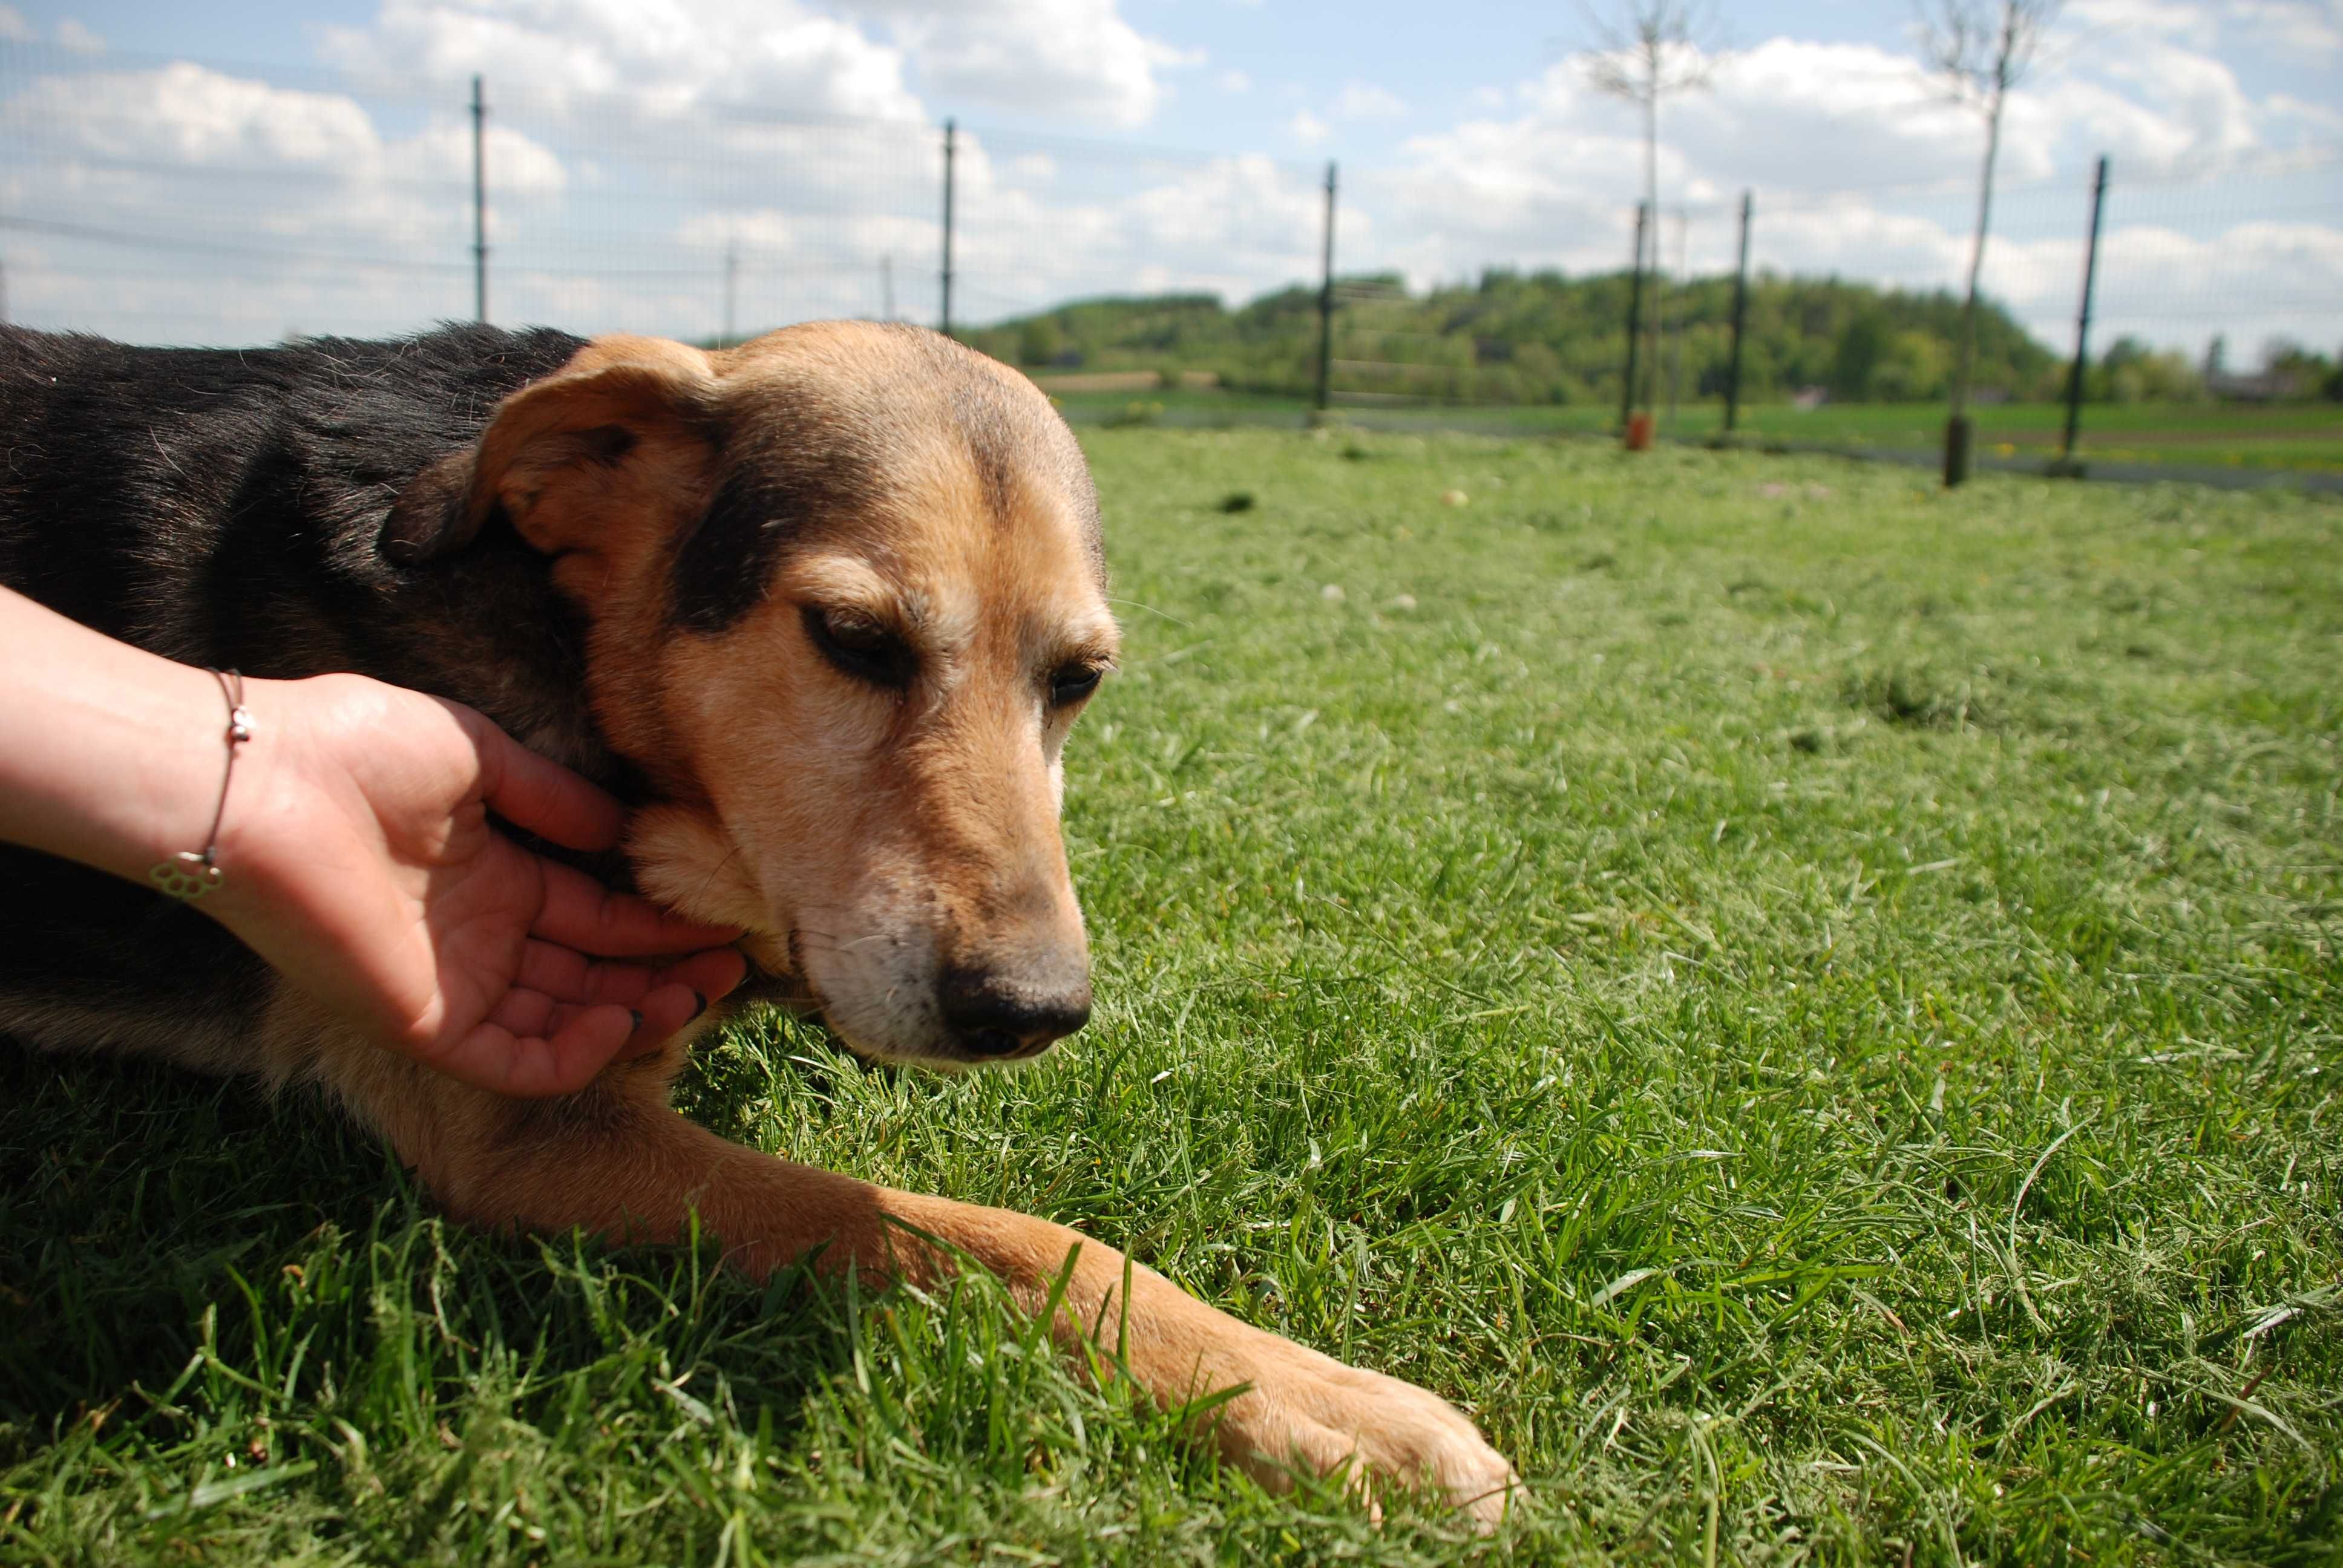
[359,1060,1515,1527]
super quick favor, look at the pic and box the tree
[1581,1,1724,427]
[1918,0,2063,485]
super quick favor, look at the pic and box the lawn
[4,431,2339,1564]
[1049,391,2343,475]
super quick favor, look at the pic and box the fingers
[653,945,750,1002]
[496,943,747,1033]
[480,981,713,1088]
[433,1006,638,1098]
[618,982,712,1056]
[459,982,710,1096]
[511,938,747,1011]
[457,703,629,853]
[533,857,744,957]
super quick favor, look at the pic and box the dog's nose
[938,965,1091,1059]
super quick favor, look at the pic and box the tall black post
[940,119,957,338]
[2060,155,2109,466]
[722,238,738,348]
[1620,202,1648,435]
[1314,160,1337,414]
[1725,190,1752,434]
[470,75,488,324]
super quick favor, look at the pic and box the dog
[0,321,1513,1524]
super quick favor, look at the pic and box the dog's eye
[1048,662,1104,708]
[803,606,914,690]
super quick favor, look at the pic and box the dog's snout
[939,964,1092,1059]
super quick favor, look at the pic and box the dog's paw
[1206,1332,1518,1531]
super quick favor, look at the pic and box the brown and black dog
[0,321,1513,1524]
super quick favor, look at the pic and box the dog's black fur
[0,324,628,1048]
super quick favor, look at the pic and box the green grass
[5,433,2341,1564]
[1049,392,2343,474]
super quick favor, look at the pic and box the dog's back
[0,325,595,1073]
[0,325,583,660]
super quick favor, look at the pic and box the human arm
[0,583,746,1096]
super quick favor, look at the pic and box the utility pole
[940,119,957,338]
[1664,206,1687,427]
[1725,190,1751,433]
[1620,202,1648,439]
[470,75,488,324]
[2059,155,2109,469]
[882,255,896,322]
[722,238,738,348]
[1314,160,1337,414]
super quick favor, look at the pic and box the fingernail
[629,1010,644,1032]
[689,991,709,1021]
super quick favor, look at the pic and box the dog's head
[386,322,1116,1067]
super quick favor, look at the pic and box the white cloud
[2223,0,2343,55]
[322,0,926,125]
[1345,26,2339,357]
[1289,109,1329,144]
[2,60,566,270]
[26,62,383,170]
[1218,68,1252,94]
[0,7,33,44]
[1333,80,1407,120]
[830,0,1191,127]
[321,0,1193,130]
[55,17,102,53]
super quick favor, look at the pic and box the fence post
[940,119,956,338]
[1314,160,1337,414]
[2059,155,2109,469]
[1620,202,1648,438]
[1725,190,1751,434]
[470,74,488,324]
[722,238,738,348]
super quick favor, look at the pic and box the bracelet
[149,668,252,902]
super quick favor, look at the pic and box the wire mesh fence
[1,38,2335,469]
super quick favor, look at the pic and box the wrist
[142,668,255,899]
[0,599,248,888]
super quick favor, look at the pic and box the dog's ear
[384,337,717,569]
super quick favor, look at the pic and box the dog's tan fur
[59,322,1518,1524]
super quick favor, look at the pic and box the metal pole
[882,255,895,322]
[2060,155,2109,465]
[723,238,738,348]
[470,75,488,324]
[1664,207,1686,428]
[1725,190,1751,433]
[1620,202,1648,434]
[940,119,956,338]
[1314,160,1337,413]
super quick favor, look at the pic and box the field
[1047,391,2343,476]
[4,433,2341,1564]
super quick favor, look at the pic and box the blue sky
[26,0,2341,161]
[2,1,2337,352]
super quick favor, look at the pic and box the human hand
[209,673,747,1097]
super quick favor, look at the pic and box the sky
[1,0,2336,357]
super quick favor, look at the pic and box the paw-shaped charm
[149,853,223,901]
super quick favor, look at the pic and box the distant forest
[957,270,2335,407]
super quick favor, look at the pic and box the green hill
[959,269,2064,408]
